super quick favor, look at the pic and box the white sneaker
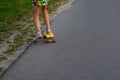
[36,32,43,38]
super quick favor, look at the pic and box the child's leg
[33,6,42,36]
[42,5,51,33]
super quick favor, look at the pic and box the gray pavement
[1,0,120,80]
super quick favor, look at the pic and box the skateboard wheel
[45,38,56,43]
[52,38,56,43]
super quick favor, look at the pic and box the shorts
[33,0,48,6]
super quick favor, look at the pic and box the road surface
[1,0,120,80]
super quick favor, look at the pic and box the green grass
[48,0,69,13]
[0,0,32,43]
[0,0,31,21]
[0,56,8,62]
[0,67,3,72]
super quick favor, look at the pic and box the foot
[46,29,52,34]
[36,32,43,38]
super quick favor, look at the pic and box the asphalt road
[1,0,120,80]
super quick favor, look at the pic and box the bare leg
[42,5,51,33]
[33,6,41,34]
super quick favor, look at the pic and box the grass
[0,56,8,62]
[48,0,69,13]
[0,67,3,72]
[3,34,24,55]
[0,0,31,21]
[0,0,32,43]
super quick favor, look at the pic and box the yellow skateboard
[43,32,56,43]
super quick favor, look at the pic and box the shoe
[36,32,43,38]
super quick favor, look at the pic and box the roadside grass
[48,0,69,13]
[0,56,7,62]
[0,0,32,43]
[0,67,3,72]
